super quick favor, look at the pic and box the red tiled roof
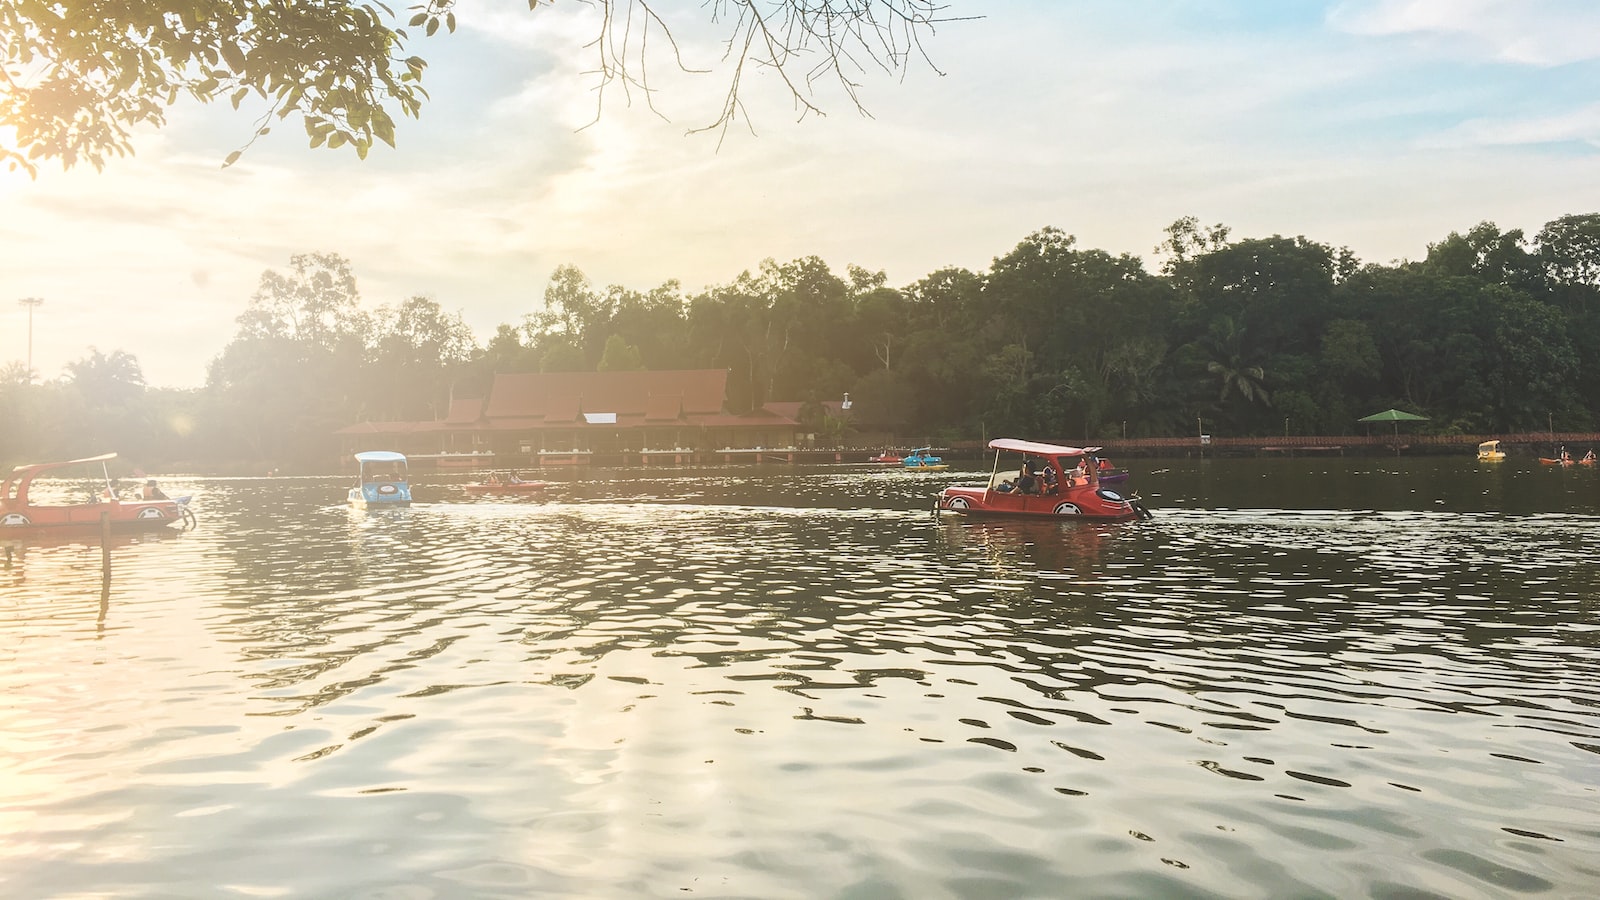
[544,392,580,423]
[695,411,799,428]
[339,369,798,436]
[645,394,683,421]
[484,370,729,420]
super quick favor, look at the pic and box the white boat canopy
[988,439,1099,457]
[353,450,408,463]
[8,452,118,475]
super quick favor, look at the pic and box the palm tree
[1203,316,1270,406]
[1207,359,1269,405]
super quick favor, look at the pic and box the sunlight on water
[2,457,1598,897]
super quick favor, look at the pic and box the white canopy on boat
[987,439,1095,457]
[353,450,408,463]
[7,452,117,475]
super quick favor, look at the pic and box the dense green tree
[597,334,644,372]
[367,295,479,420]
[1318,319,1381,390]
[1426,221,1542,293]
[238,252,369,351]
[205,253,370,469]
[1483,289,1581,431]
[1178,235,1337,361]
[58,349,154,458]
[608,282,690,371]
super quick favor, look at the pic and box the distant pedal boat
[349,451,413,508]
[463,473,550,494]
[902,448,949,471]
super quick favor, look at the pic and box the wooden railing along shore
[948,432,1599,458]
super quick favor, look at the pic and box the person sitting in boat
[1040,464,1058,494]
[508,472,525,483]
[995,479,1016,493]
[141,480,168,500]
[1071,459,1089,485]
[1561,448,1573,464]
[1584,450,1596,464]
[1017,460,1040,495]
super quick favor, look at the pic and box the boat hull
[0,500,190,533]
[902,450,946,470]
[349,484,412,507]
[936,484,1148,522]
[462,482,550,494]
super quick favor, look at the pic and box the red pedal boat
[1,453,194,534]
[936,439,1151,522]
[463,472,551,494]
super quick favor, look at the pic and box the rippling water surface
[3,457,1599,898]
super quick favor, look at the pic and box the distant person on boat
[1584,451,1596,464]
[1562,448,1573,464]
[1040,464,1058,494]
[508,472,526,483]
[141,480,168,500]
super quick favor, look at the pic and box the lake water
[3,456,1599,899]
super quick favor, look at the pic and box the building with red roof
[336,369,810,466]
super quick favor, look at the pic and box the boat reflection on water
[2,525,183,560]
[935,515,1111,572]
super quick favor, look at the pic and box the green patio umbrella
[1358,408,1428,451]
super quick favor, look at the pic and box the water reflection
[1,460,1598,897]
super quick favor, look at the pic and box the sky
[4,0,1600,389]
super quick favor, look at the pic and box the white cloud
[1328,0,1600,66]
[1422,101,1600,149]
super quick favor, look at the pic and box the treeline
[4,214,1599,473]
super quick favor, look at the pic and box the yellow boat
[1477,440,1506,462]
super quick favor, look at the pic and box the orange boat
[0,453,194,534]
[463,472,551,494]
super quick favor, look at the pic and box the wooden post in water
[98,508,115,633]
[100,508,112,568]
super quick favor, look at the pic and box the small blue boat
[349,450,412,508]
[902,448,948,470]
